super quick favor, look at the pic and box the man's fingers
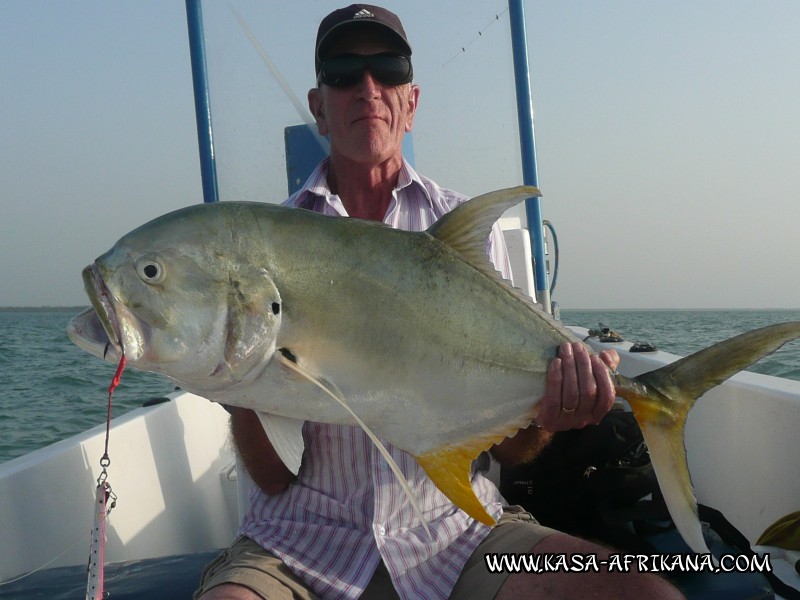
[537,357,563,430]
[571,343,595,423]
[599,349,620,371]
[591,354,616,423]
[540,343,619,432]
[558,342,579,413]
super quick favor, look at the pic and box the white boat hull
[0,392,238,581]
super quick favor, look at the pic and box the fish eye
[136,259,165,284]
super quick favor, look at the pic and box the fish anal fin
[416,439,504,527]
[415,410,541,525]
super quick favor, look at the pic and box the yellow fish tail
[616,321,800,554]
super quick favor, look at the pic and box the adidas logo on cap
[353,8,374,19]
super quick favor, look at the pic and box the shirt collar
[287,157,435,216]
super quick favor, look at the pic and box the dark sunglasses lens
[321,54,412,87]
[370,55,412,85]
[321,55,366,87]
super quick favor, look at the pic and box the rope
[442,7,510,68]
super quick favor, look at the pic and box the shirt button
[378,525,386,536]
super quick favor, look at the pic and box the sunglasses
[317,53,413,88]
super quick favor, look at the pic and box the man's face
[309,31,420,167]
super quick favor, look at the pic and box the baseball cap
[315,4,412,74]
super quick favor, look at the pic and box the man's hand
[535,342,619,432]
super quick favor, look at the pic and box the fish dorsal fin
[275,351,432,537]
[427,185,541,277]
[427,185,559,318]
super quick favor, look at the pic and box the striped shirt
[239,158,512,600]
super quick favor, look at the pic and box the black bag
[499,408,800,599]
[500,407,658,552]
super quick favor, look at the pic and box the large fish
[68,186,800,553]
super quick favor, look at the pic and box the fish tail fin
[633,406,707,553]
[616,321,800,554]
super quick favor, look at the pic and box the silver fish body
[71,191,566,452]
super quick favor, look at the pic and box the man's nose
[355,70,381,98]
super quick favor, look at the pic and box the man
[197,5,682,599]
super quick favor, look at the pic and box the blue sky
[2,1,799,309]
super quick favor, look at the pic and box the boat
[1,1,799,598]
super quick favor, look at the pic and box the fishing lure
[85,354,125,600]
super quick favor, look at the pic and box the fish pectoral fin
[274,350,432,536]
[255,411,305,476]
[416,444,498,527]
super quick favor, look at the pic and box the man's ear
[404,84,421,133]
[308,88,328,136]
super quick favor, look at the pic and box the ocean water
[1,308,799,465]
[0,309,175,465]
[561,308,800,381]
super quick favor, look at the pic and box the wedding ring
[561,407,577,413]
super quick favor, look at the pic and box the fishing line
[0,534,87,587]
[101,353,126,463]
[228,3,330,156]
[442,6,510,68]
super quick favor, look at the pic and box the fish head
[67,204,283,391]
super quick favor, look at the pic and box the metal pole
[508,0,551,313]
[186,0,219,203]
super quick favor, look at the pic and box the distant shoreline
[0,306,88,313]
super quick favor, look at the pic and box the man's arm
[230,406,295,495]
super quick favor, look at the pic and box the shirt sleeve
[486,223,514,285]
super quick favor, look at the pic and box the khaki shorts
[194,506,555,600]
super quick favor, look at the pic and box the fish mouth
[79,264,123,357]
[68,264,149,364]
